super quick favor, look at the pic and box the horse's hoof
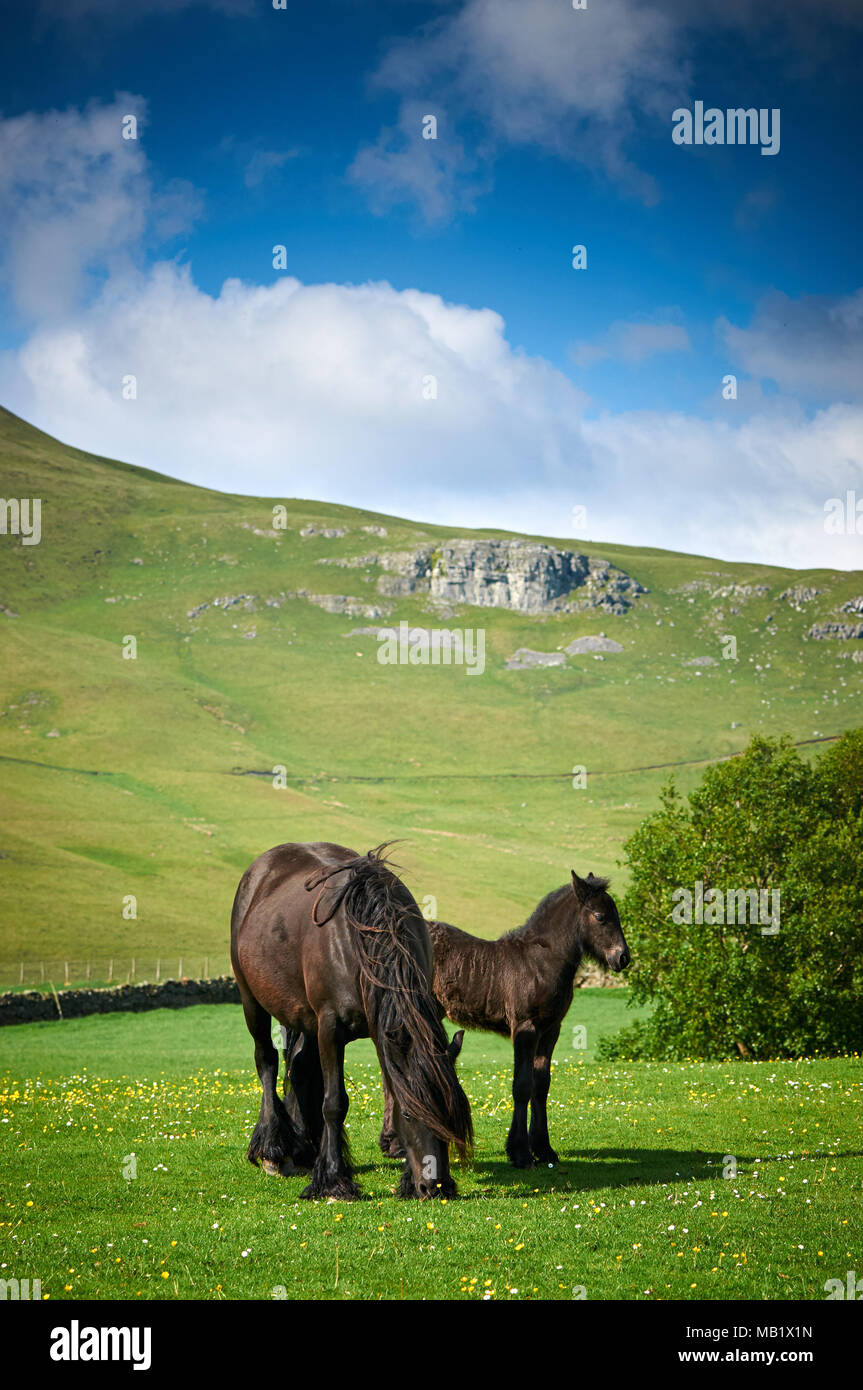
[263,1156,302,1177]
[300,1177,360,1201]
[507,1151,535,1170]
[532,1149,560,1166]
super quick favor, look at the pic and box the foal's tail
[305,846,473,1158]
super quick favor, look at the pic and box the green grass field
[1,997,859,1302]
[1,405,861,975]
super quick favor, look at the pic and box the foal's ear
[448,1029,465,1062]
[571,870,588,901]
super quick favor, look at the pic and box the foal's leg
[505,1023,538,1169]
[529,1023,561,1165]
[301,1011,360,1201]
[243,998,314,1174]
[378,1075,406,1159]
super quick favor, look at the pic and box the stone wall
[0,975,240,1026]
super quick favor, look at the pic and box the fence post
[156,958,160,982]
[108,958,113,983]
[49,980,64,1020]
[19,962,24,985]
[178,957,183,980]
[64,961,69,985]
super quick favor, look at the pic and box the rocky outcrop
[683,655,718,666]
[370,540,645,616]
[505,649,567,670]
[566,635,624,655]
[780,585,821,605]
[317,553,379,569]
[294,591,392,620]
[808,622,863,641]
[711,583,770,601]
[840,596,863,615]
[188,594,254,618]
[187,591,392,621]
[574,960,627,989]
[300,525,347,538]
[672,579,720,595]
[241,522,280,538]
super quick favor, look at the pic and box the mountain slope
[1,406,860,966]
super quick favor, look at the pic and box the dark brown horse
[231,842,472,1200]
[379,871,629,1169]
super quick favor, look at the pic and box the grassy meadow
[1,997,860,1302]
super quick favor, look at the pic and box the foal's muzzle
[609,946,631,972]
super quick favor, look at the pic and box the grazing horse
[231,841,472,1200]
[379,872,629,1169]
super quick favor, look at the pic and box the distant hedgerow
[599,730,863,1061]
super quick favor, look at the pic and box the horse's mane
[305,845,472,1157]
[510,874,611,939]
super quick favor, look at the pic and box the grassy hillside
[1,405,861,967]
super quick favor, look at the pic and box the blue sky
[0,0,861,565]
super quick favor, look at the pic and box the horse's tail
[305,845,473,1158]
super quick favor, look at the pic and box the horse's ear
[448,1029,464,1062]
[571,870,587,901]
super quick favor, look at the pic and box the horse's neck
[519,895,583,971]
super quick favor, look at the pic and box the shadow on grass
[266,1147,863,1199]
[461,1147,863,1195]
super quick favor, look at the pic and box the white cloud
[0,95,201,324]
[1,261,860,570]
[216,135,302,190]
[348,101,489,225]
[0,94,859,572]
[0,263,593,499]
[721,291,863,403]
[582,403,863,568]
[353,0,863,222]
[571,320,691,369]
[353,0,686,218]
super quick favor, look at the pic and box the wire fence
[0,955,233,992]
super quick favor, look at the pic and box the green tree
[600,731,863,1060]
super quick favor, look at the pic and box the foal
[381,872,629,1169]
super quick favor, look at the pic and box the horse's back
[429,921,511,1035]
[231,841,365,1031]
[232,841,358,927]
